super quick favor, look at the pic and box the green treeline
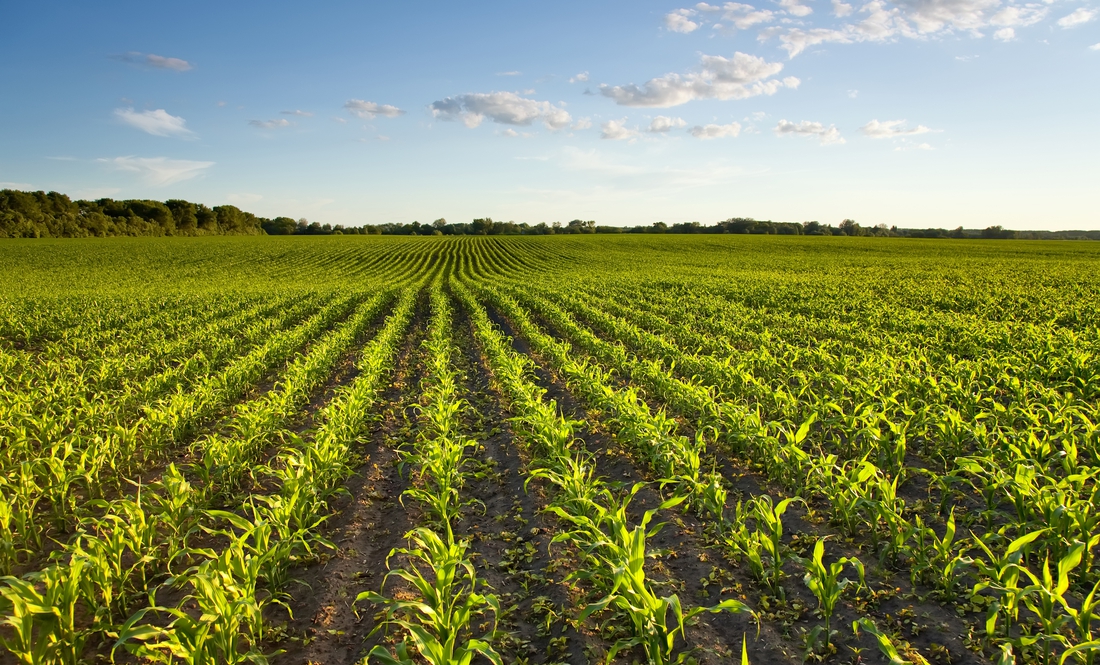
[3,189,1097,239]
[0,190,268,238]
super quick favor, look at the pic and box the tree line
[2,190,1095,240]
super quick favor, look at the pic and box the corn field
[1,234,1099,665]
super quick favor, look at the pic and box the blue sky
[1,0,1097,229]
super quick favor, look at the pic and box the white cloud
[666,8,701,32]
[1057,7,1096,27]
[860,118,934,137]
[116,52,192,71]
[990,4,1048,27]
[779,0,814,17]
[648,116,687,132]
[500,128,534,138]
[775,119,845,144]
[721,3,777,27]
[1091,42,1100,50]
[572,117,593,130]
[569,71,590,83]
[764,0,1057,58]
[99,156,214,185]
[281,110,313,117]
[666,3,775,30]
[0,182,33,190]
[114,108,194,138]
[430,92,572,129]
[496,70,522,76]
[848,89,859,98]
[896,0,1001,34]
[601,119,640,140]
[833,0,854,16]
[600,52,796,107]
[750,0,1084,59]
[767,26,853,58]
[690,121,742,138]
[249,119,291,129]
[344,100,406,119]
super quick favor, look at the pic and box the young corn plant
[0,560,87,665]
[853,617,931,665]
[750,494,802,600]
[802,538,865,656]
[573,492,754,665]
[909,509,966,599]
[1019,543,1085,665]
[968,529,1044,645]
[358,527,502,665]
[113,521,283,664]
[1059,573,1100,665]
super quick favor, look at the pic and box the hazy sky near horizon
[1,1,1097,230]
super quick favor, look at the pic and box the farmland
[1,235,1099,665]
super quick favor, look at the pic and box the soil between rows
[269,292,430,665]
[485,294,990,665]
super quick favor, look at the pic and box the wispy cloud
[1057,7,1096,27]
[114,108,195,138]
[647,116,686,133]
[569,71,590,83]
[430,92,571,129]
[281,110,313,117]
[344,100,406,119]
[601,119,640,140]
[665,8,701,32]
[600,52,797,107]
[860,119,934,138]
[775,120,845,144]
[99,156,214,185]
[249,119,291,129]
[496,70,522,76]
[690,121,742,138]
[114,52,192,71]
[0,182,33,190]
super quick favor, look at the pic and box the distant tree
[982,225,1016,239]
[670,221,702,233]
[263,217,297,235]
[721,218,758,234]
[838,219,861,236]
[566,219,596,234]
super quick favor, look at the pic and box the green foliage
[1,236,1100,665]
